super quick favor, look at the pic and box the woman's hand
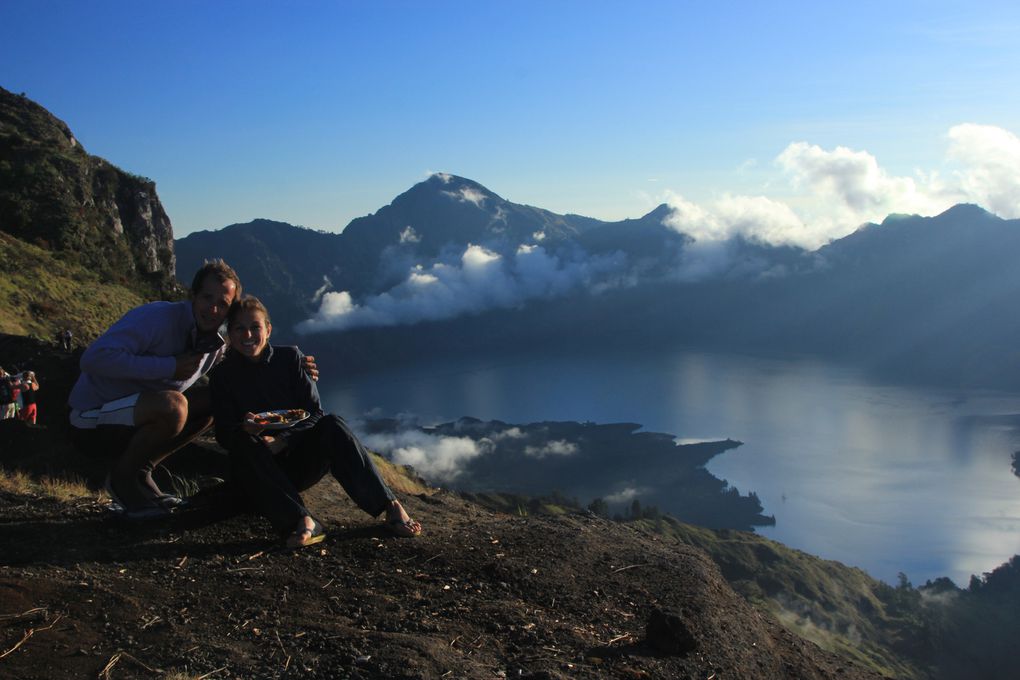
[241,412,264,435]
[261,434,287,455]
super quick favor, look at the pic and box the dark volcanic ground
[0,479,882,680]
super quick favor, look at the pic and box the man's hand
[302,354,319,382]
[174,352,203,380]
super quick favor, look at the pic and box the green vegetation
[0,231,145,342]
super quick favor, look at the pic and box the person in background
[0,367,14,420]
[61,329,73,352]
[8,371,22,419]
[211,296,421,549]
[68,259,319,519]
[19,370,40,425]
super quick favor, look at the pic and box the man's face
[192,276,238,333]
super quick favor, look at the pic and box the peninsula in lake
[358,417,772,531]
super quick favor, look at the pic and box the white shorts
[69,393,140,429]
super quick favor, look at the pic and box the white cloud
[947,123,1020,218]
[489,427,525,441]
[443,186,487,208]
[664,192,810,247]
[663,124,1020,250]
[776,142,919,212]
[399,226,421,244]
[359,429,491,482]
[310,275,332,304]
[523,439,578,459]
[297,242,623,333]
[605,486,649,504]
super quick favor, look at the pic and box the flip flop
[104,474,172,520]
[385,517,422,537]
[156,494,190,510]
[286,518,327,549]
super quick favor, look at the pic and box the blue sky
[3,1,1019,241]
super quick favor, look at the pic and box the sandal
[385,517,422,537]
[286,518,327,549]
[104,473,173,520]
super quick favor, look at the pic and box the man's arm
[80,307,178,380]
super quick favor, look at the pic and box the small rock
[645,607,698,656]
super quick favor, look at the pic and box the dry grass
[370,452,434,496]
[0,466,99,502]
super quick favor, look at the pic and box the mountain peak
[414,172,506,206]
[935,202,996,223]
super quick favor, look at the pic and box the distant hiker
[8,371,22,419]
[67,260,318,519]
[61,329,73,351]
[211,296,421,548]
[0,367,14,420]
[19,371,39,425]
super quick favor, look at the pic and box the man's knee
[137,391,189,432]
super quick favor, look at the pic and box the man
[68,260,316,518]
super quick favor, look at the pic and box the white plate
[248,409,310,430]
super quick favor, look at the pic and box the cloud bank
[664,123,1020,249]
[297,242,623,333]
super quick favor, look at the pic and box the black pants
[230,415,396,534]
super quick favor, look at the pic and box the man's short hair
[190,259,242,299]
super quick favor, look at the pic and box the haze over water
[325,346,1020,586]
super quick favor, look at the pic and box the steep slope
[0,87,178,298]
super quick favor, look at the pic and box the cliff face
[0,86,177,297]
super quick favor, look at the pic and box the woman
[19,371,39,425]
[211,296,421,548]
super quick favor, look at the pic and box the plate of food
[248,409,310,430]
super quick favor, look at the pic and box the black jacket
[211,344,322,451]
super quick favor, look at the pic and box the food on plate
[249,409,309,426]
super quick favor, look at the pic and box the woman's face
[228,309,272,362]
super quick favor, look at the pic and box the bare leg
[109,387,213,509]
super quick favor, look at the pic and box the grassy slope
[647,517,922,678]
[0,231,145,342]
[466,492,925,678]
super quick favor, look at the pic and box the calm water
[324,347,1020,585]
